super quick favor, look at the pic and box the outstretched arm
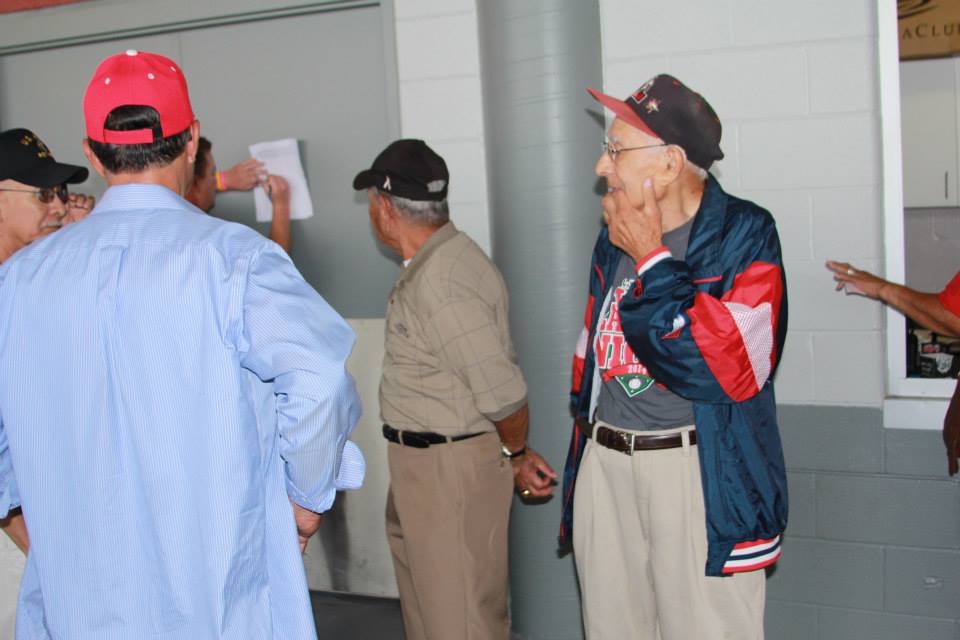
[218,158,266,192]
[826,261,960,337]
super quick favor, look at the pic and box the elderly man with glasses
[0,127,90,639]
[561,75,789,639]
[0,128,92,262]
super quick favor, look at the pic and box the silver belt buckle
[627,431,635,456]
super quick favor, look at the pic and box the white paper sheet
[248,138,314,222]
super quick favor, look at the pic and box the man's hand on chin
[603,178,663,262]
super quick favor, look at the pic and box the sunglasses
[0,184,69,204]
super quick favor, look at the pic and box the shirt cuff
[334,440,365,491]
[483,396,528,423]
[635,246,673,277]
[287,441,366,513]
[0,482,20,520]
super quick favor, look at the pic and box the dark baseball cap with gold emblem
[588,74,724,170]
[0,128,89,187]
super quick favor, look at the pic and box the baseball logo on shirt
[595,277,656,398]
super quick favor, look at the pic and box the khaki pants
[0,532,22,640]
[386,431,513,640]
[573,424,765,640]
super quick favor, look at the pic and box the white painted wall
[597,0,885,407]
[392,0,491,254]
[595,1,879,407]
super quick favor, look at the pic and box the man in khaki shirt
[353,139,556,640]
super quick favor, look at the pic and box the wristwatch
[500,443,527,459]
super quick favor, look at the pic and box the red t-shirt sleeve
[938,271,960,317]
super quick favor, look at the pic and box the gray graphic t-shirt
[594,217,695,430]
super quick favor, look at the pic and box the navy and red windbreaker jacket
[561,174,789,577]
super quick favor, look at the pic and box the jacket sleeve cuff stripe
[635,246,672,277]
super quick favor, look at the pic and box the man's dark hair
[195,137,212,180]
[87,105,192,174]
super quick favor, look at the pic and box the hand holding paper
[248,138,313,222]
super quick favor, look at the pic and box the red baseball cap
[83,50,195,145]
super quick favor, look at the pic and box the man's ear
[82,139,108,180]
[185,121,200,163]
[659,145,686,185]
[378,192,398,223]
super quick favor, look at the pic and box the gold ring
[521,489,532,497]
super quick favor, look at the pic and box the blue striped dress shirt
[0,184,363,639]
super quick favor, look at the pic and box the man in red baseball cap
[0,50,363,639]
[561,74,789,639]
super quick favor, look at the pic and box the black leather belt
[575,417,695,455]
[382,424,486,449]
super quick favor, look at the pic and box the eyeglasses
[0,184,69,204]
[602,141,667,162]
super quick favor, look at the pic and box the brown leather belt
[382,424,485,449]
[575,417,695,455]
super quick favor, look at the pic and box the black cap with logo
[588,74,724,170]
[353,139,449,202]
[0,128,88,187]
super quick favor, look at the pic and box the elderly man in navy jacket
[561,75,788,640]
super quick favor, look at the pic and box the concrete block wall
[770,406,960,639]
[392,0,491,254]
[597,0,885,407]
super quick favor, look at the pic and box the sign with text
[899,0,960,60]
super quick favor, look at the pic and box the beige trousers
[573,424,765,640]
[0,533,21,640]
[386,431,513,640]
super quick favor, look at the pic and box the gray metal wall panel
[0,5,397,318]
[0,34,181,180]
[177,7,397,318]
[477,1,603,637]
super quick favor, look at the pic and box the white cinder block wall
[391,0,886,407]
[599,0,885,407]
[392,0,491,255]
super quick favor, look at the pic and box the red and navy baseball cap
[353,139,449,202]
[0,128,88,187]
[83,50,195,145]
[588,74,724,170]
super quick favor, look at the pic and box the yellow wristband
[215,171,226,192]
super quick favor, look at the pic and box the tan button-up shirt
[380,222,527,436]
